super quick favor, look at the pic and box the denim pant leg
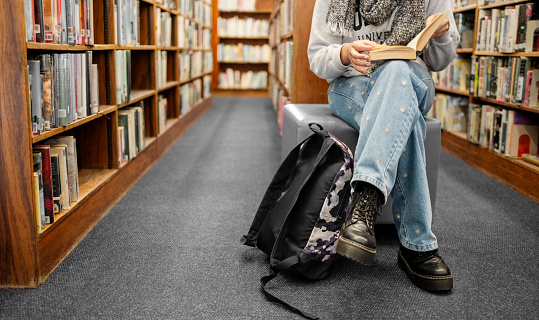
[328,60,437,252]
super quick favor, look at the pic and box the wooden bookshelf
[211,0,273,96]
[436,1,539,204]
[0,0,214,288]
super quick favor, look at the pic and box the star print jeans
[328,60,437,252]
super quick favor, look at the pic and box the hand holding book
[368,13,448,61]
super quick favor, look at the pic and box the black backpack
[242,123,354,319]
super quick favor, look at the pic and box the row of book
[180,0,211,24]
[452,0,476,9]
[115,0,140,46]
[272,41,293,90]
[29,52,99,135]
[218,69,268,89]
[32,136,79,233]
[432,55,471,93]
[24,0,94,44]
[118,103,146,165]
[178,17,208,49]
[469,56,539,107]
[217,17,270,37]
[116,50,132,105]
[156,0,176,10]
[216,43,271,63]
[476,3,538,53]
[179,51,210,82]
[156,7,173,47]
[218,0,257,12]
[432,94,539,159]
[180,79,203,114]
[156,50,169,88]
[454,12,475,49]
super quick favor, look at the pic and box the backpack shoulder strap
[241,132,313,247]
[260,256,320,320]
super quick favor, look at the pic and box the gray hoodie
[308,0,460,82]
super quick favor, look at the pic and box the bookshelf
[211,0,273,96]
[0,0,214,288]
[433,0,539,203]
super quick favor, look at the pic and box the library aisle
[0,97,538,319]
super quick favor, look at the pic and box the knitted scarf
[326,0,425,75]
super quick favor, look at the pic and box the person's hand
[427,13,449,39]
[340,40,377,74]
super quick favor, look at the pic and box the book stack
[28,52,99,135]
[217,16,269,37]
[23,0,95,45]
[475,3,538,54]
[118,103,146,165]
[114,0,140,46]
[115,50,132,105]
[32,136,80,233]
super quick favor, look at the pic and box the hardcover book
[33,145,55,223]
[45,136,79,202]
[50,145,71,210]
[33,152,46,228]
[368,13,447,61]
[50,153,62,213]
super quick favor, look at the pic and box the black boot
[398,244,453,291]
[336,183,382,265]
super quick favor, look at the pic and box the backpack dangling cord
[259,256,320,320]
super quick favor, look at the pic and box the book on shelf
[33,172,42,233]
[49,153,62,214]
[33,145,55,224]
[455,11,475,49]
[118,126,127,166]
[467,103,482,144]
[28,60,44,135]
[49,145,71,210]
[368,13,447,61]
[45,136,79,202]
[118,109,137,160]
[500,110,539,157]
[23,0,95,44]
[126,104,145,154]
[32,152,46,230]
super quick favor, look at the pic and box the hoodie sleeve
[307,0,354,82]
[421,1,460,72]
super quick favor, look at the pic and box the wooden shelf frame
[0,0,214,288]
[211,0,273,95]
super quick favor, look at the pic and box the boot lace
[350,187,382,235]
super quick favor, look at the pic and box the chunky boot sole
[336,236,375,266]
[398,251,453,291]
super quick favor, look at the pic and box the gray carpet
[1,97,538,320]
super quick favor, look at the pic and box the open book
[368,13,447,61]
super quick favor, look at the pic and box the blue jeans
[328,60,437,252]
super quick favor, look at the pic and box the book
[368,13,447,61]
[503,111,539,157]
[33,152,46,228]
[49,145,70,210]
[49,153,62,213]
[118,109,137,160]
[28,60,43,135]
[33,172,42,233]
[33,145,55,224]
[45,136,79,202]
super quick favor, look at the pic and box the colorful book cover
[33,145,54,223]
